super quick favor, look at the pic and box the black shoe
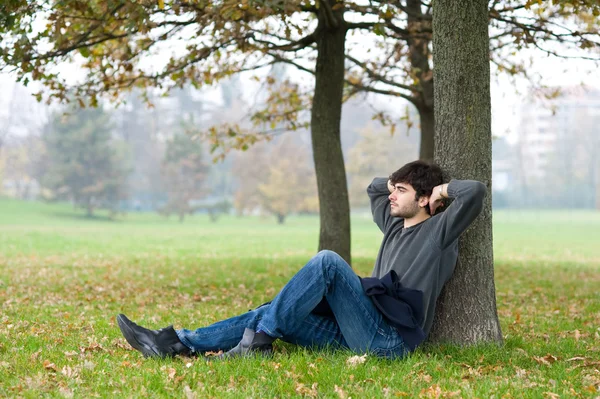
[217,328,275,359]
[116,314,192,358]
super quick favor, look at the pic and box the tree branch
[249,30,318,52]
[345,54,422,93]
[346,22,377,30]
[385,20,431,39]
[321,0,340,29]
[267,53,316,76]
[394,0,432,21]
[345,80,418,106]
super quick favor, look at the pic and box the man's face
[388,182,423,218]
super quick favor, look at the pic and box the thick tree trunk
[310,2,351,264]
[428,0,503,345]
[418,107,435,161]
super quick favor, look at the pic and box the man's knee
[314,250,349,270]
[315,250,342,262]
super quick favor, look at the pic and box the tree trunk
[428,0,503,345]
[418,107,435,161]
[406,0,435,161]
[310,1,351,264]
[276,213,285,225]
[85,196,94,217]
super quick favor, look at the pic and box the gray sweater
[367,178,487,336]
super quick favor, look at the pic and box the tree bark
[418,107,435,161]
[310,1,351,264]
[428,0,503,345]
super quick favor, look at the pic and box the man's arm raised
[428,180,487,249]
[367,177,397,233]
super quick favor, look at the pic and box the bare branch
[345,80,418,106]
[493,4,527,13]
[385,20,431,39]
[346,22,377,30]
[249,30,318,52]
[532,42,600,61]
[345,54,422,93]
[267,53,316,76]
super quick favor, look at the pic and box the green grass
[1,198,599,398]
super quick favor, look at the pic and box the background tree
[428,0,503,345]
[0,135,44,199]
[232,136,318,223]
[41,107,130,217]
[117,91,166,211]
[160,131,209,222]
[346,124,417,208]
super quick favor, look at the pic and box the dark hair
[389,160,445,214]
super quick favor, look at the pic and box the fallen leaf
[566,357,586,362]
[534,354,558,366]
[31,350,42,361]
[334,385,347,399]
[42,360,57,372]
[61,365,78,378]
[295,382,318,397]
[543,392,560,399]
[183,385,197,399]
[167,367,176,380]
[346,354,367,367]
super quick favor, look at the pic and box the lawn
[1,198,599,398]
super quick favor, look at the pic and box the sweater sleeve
[431,179,487,249]
[367,177,398,233]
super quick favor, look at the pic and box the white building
[515,86,600,207]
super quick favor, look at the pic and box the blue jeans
[176,250,407,359]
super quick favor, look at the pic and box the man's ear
[418,195,429,208]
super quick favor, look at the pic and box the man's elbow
[472,181,487,215]
[474,181,488,199]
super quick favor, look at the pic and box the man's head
[388,160,445,218]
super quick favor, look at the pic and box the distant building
[514,86,600,208]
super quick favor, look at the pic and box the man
[117,160,486,359]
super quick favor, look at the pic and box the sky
[1,36,599,144]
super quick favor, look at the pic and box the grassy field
[1,198,599,398]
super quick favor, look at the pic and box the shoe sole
[116,314,161,358]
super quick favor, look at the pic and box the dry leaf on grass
[334,385,347,399]
[346,354,367,367]
[42,360,57,372]
[533,354,558,366]
[295,382,318,397]
[166,367,177,380]
[543,392,560,399]
[183,385,197,399]
[419,384,461,398]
